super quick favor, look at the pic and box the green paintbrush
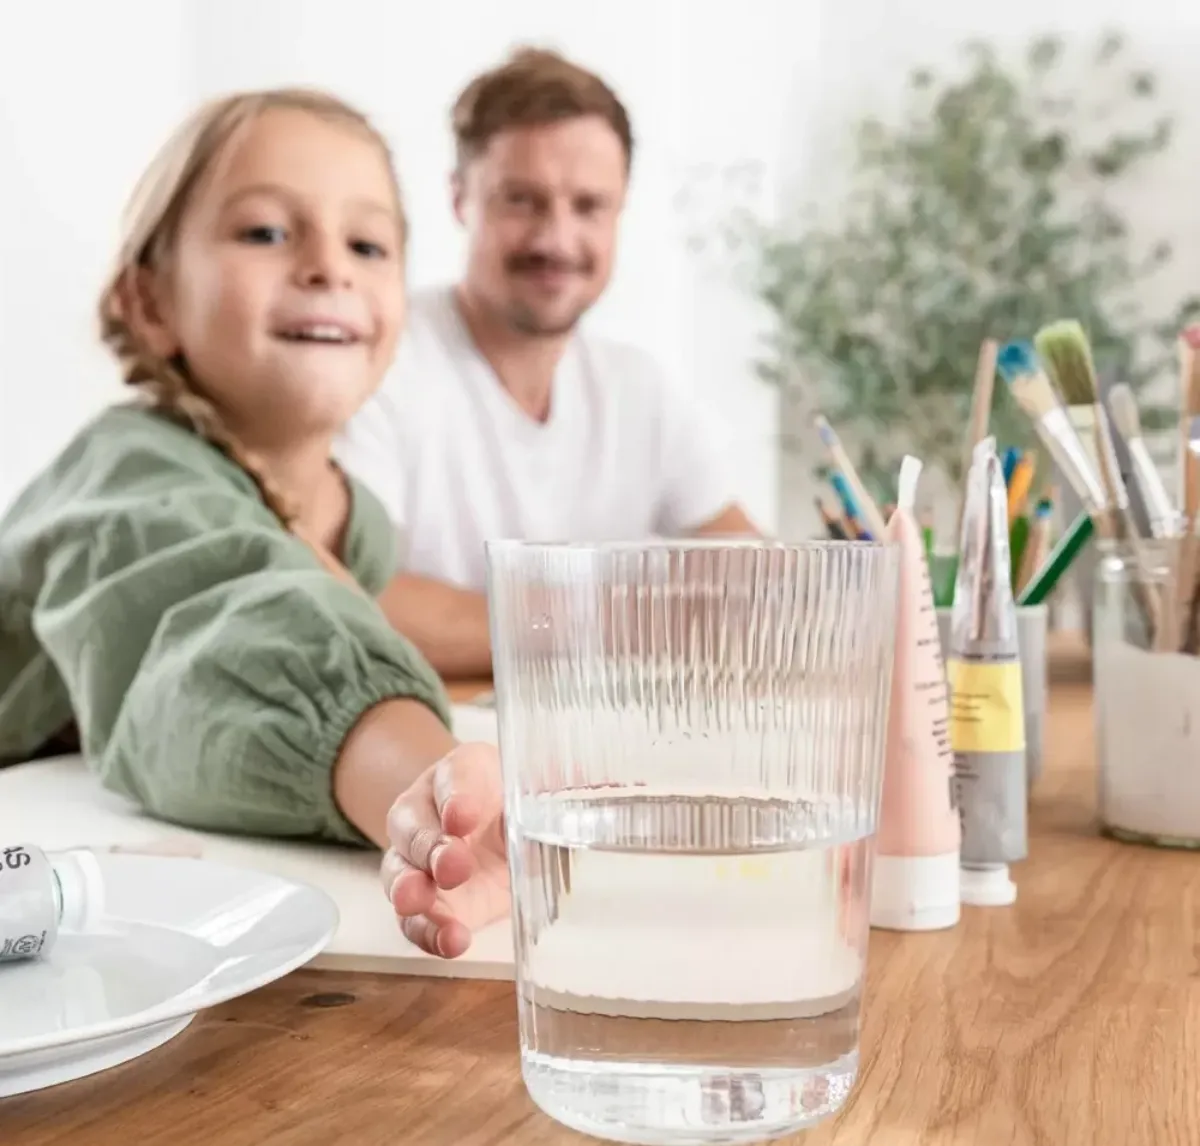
[1016,513,1095,607]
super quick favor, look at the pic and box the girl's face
[138,107,405,445]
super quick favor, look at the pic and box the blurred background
[2,0,1199,559]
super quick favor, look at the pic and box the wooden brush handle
[1154,539,1186,652]
[954,339,998,535]
[1171,534,1200,652]
[1186,547,1200,655]
[1127,535,1164,645]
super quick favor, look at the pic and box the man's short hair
[451,47,634,171]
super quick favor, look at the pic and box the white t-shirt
[335,287,736,591]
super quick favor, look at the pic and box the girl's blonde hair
[99,88,405,569]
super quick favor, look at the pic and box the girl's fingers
[387,778,447,873]
[384,746,505,958]
[399,905,472,959]
[428,836,475,892]
[389,745,501,875]
[380,846,406,896]
[433,743,503,839]
[431,915,472,959]
[388,794,475,891]
[400,913,442,956]
[382,850,438,917]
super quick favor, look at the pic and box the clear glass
[1094,539,1200,847]
[486,539,901,1145]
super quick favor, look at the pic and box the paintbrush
[815,496,849,540]
[954,338,998,536]
[995,342,1111,530]
[1033,321,1134,529]
[824,477,868,539]
[1033,320,1160,638]
[1016,512,1095,607]
[1006,453,1036,524]
[919,507,935,566]
[1178,328,1200,535]
[1178,328,1200,513]
[1001,446,1021,488]
[813,415,888,538]
[1108,382,1178,540]
[829,472,864,532]
[74,839,205,859]
[1016,498,1053,595]
[1009,511,1031,593]
[1171,331,1200,650]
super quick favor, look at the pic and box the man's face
[453,115,627,337]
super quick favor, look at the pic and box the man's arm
[377,573,492,680]
[336,388,493,680]
[688,503,762,538]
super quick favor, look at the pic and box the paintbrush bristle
[1108,383,1142,442]
[813,414,836,449]
[996,340,1039,382]
[996,340,1062,421]
[1034,320,1098,406]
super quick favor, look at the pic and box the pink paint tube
[869,456,961,931]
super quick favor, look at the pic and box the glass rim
[484,537,896,556]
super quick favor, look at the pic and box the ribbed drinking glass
[486,539,900,1145]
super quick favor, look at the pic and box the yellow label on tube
[946,658,1025,754]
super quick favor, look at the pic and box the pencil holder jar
[1093,539,1200,847]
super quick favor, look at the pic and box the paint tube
[947,438,1027,906]
[870,455,960,930]
[0,845,103,962]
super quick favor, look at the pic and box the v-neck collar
[441,290,584,438]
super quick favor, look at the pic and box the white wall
[0,2,192,509]
[0,0,799,531]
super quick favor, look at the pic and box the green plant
[735,31,1200,496]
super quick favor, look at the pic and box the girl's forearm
[333,698,458,847]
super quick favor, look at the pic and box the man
[337,47,756,678]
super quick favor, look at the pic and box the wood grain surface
[5,637,1197,1146]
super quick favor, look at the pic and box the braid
[140,364,299,526]
[123,353,357,589]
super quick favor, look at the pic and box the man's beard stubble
[503,250,594,338]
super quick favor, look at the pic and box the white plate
[0,853,338,1097]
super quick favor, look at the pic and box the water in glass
[487,541,899,1145]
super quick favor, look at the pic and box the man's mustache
[506,252,593,276]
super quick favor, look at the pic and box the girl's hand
[380,742,510,958]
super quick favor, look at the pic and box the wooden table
[5,637,1196,1145]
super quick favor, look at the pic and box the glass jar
[1093,539,1200,847]
[487,539,901,1145]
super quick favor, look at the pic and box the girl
[0,90,505,959]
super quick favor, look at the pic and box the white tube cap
[959,864,1016,907]
[870,852,960,931]
[53,849,107,933]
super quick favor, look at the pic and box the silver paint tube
[0,845,103,962]
[946,438,1027,907]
